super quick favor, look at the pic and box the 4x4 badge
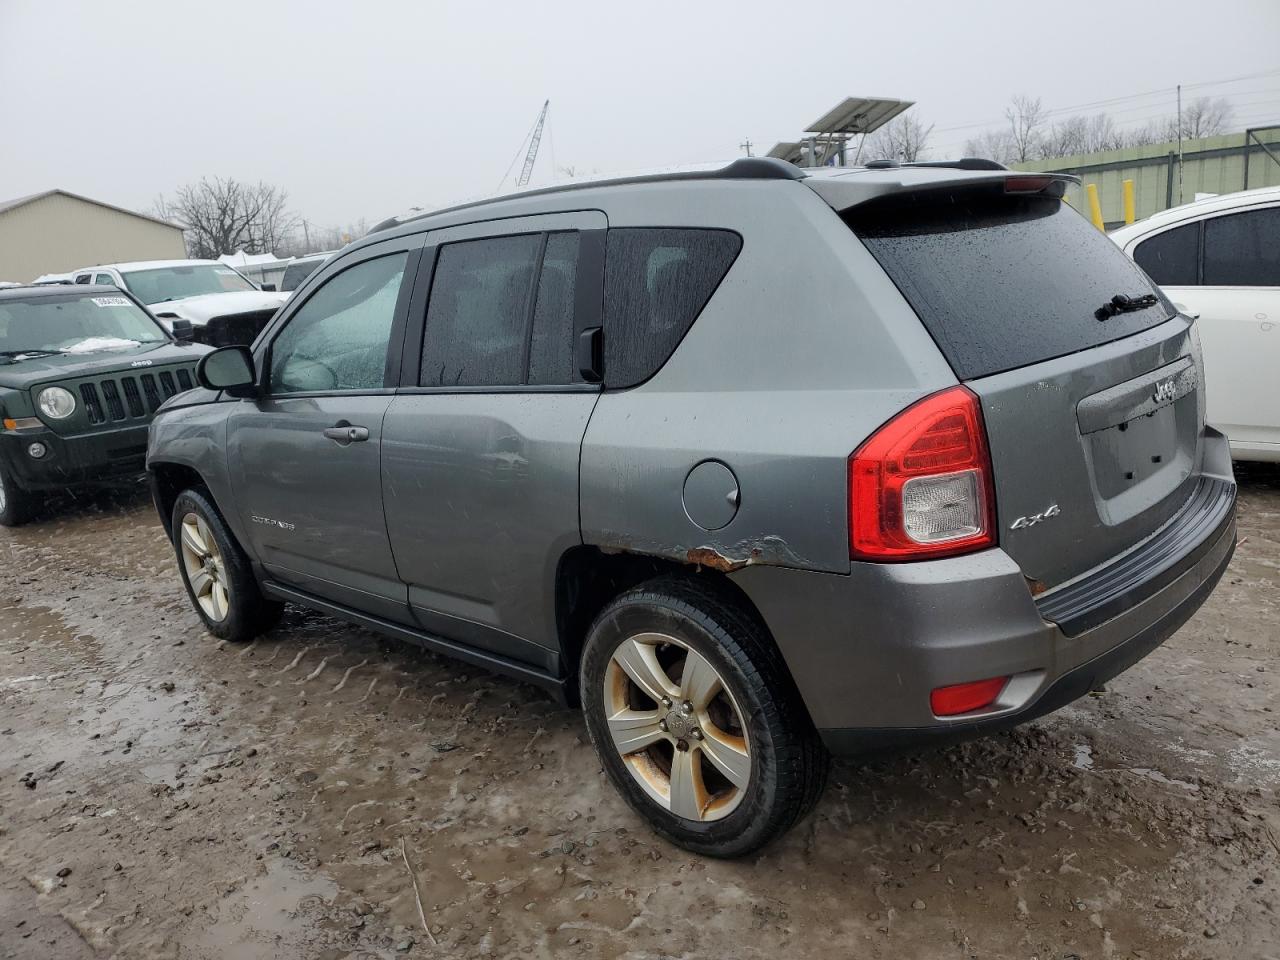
[1010,504,1061,530]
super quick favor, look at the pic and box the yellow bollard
[1086,183,1105,230]
[1122,179,1136,225]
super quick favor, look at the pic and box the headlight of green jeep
[38,386,77,420]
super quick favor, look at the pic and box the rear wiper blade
[1095,292,1159,321]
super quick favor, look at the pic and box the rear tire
[0,466,36,527]
[171,488,282,642]
[579,577,829,858]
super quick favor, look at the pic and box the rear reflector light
[931,676,1009,717]
[849,385,996,561]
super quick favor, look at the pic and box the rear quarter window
[603,228,741,388]
[1133,223,1199,286]
[847,191,1175,380]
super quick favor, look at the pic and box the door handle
[323,422,370,445]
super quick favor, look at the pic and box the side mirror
[169,318,194,341]
[197,345,259,398]
[261,283,277,292]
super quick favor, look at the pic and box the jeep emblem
[1153,379,1176,403]
[131,359,154,368]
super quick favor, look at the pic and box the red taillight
[931,676,1009,717]
[849,385,996,561]
[1005,175,1067,198]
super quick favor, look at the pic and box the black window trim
[398,212,607,395]
[256,241,423,399]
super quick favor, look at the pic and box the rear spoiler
[804,168,1080,213]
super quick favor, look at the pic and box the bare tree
[1167,96,1234,140]
[964,128,1014,165]
[865,115,935,162]
[154,177,298,259]
[1005,94,1046,163]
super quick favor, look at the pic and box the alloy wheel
[603,631,751,822]
[179,512,230,621]
[0,471,7,514]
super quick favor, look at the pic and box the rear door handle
[323,422,370,445]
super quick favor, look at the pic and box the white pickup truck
[69,259,287,346]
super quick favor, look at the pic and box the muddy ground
[1,469,1278,960]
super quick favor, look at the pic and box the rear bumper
[732,432,1237,756]
[0,424,149,490]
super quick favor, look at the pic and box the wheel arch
[149,461,214,540]
[553,545,793,710]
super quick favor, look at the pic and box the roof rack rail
[906,158,1009,171]
[367,158,807,237]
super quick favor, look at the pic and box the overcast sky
[2,0,1278,232]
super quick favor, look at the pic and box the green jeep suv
[0,284,209,525]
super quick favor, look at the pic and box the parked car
[147,157,1236,856]
[0,284,209,525]
[30,273,74,285]
[1110,186,1280,462]
[69,260,287,347]
[279,251,337,292]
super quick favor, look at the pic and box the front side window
[269,253,407,394]
[121,264,256,305]
[1134,223,1199,286]
[420,234,541,387]
[281,258,324,292]
[603,228,742,389]
[0,293,168,357]
[1202,207,1280,286]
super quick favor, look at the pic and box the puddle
[1073,743,1094,770]
[1127,767,1199,791]
[195,858,337,960]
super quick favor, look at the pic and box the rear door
[848,184,1203,588]
[1132,204,1280,453]
[226,237,422,622]
[381,211,605,666]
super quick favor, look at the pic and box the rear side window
[603,228,742,388]
[1203,207,1280,286]
[421,235,541,387]
[1134,223,1199,286]
[848,192,1173,381]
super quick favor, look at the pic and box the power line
[930,67,1280,136]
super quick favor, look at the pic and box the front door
[227,240,421,623]
[382,212,606,667]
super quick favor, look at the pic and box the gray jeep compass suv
[147,158,1237,857]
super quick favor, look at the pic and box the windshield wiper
[0,348,66,360]
[1095,292,1159,322]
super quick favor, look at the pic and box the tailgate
[845,177,1206,588]
[970,317,1202,586]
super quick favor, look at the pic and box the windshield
[121,264,255,304]
[0,293,168,357]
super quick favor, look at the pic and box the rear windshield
[281,259,323,291]
[847,191,1174,380]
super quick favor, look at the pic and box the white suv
[70,259,287,346]
[1111,187,1280,462]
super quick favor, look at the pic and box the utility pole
[1176,84,1184,205]
[739,138,753,157]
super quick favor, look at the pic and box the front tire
[580,577,828,858]
[0,465,36,527]
[171,488,282,642]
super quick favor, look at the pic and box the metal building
[1015,126,1280,228]
[0,189,186,282]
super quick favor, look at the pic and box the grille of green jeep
[77,366,196,425]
